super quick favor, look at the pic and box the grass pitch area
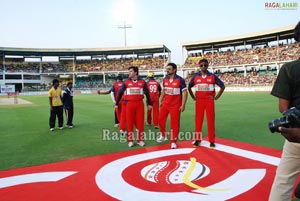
[0,92,284,170]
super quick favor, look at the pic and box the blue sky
[0,0,299,64]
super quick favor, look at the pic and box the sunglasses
[199,64,208,67]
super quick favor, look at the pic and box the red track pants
[195,98,215,143]
[115,102,122,122]
[126,100,144,142]
[159,104,181,143]
[118,101,127,131]
[147,100,159,126]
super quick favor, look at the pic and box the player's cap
[116,75,123,81]
[147,72,154,78]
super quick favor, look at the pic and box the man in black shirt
[269,21,300,201]
[62,82,74,128]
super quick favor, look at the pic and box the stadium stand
[0,25,297,92]
[184,43,300,67]
[0,45,170,92]
[74,55,167,72]
[181,24,296,87]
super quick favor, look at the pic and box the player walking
[98,76,127,133]
[110,76,127,136]
[146,72,161,128]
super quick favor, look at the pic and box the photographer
[269,21,300,201]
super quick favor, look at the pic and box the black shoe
[192,140,201,146]
[120,130,127,137]
[210,142,216,148]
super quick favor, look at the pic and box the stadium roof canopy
[0,44,171,57]
[181,25,295,51]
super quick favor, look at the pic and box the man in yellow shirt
[48,79,63,131]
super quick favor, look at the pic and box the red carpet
[0,138,290,201]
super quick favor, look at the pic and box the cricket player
[115,66,152,147]
[98,76,126,130]
[146,72,161,128]
[110,76,127,135]
[188,58,225,148]
[156,63,188,149]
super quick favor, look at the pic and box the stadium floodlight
[118,21,132,47]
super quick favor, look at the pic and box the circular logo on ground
[96,148,266,201]
[140,160,209,184]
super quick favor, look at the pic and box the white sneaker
[171,142,177,149]
[68,125,73,129]
[59,127,63,130]
[50,128,54,131]
[114,123,119,128]
[156,135,168,143]
[138,141,145,147]
[128,142,134,147]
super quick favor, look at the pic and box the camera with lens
[268,107,300,133]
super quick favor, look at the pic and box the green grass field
[0,92,285,171]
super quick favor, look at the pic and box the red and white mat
[0,138,288,201]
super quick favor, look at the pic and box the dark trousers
[114,110,119,124]
[49,106,63,128]
[65,106,74,126]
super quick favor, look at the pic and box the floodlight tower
[118,21,132,47]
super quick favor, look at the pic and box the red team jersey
[188,72,224,99]
[147,79,161,101]
[111,81,123,100]
[162,74,187,107]
[118,78,149,102]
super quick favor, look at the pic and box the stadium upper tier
[184,42,300,67]
[0,24,297,73]
[0,45,170,73]
[182,24,296,68]
[0,56,168,73]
